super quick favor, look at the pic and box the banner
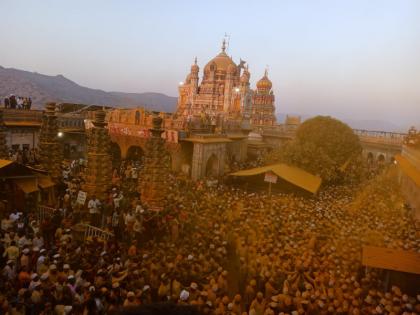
[77,191,87,205]
[108,123,178,143]
[108,123,151,138]
[264,172,278,184]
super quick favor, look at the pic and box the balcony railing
[353,129,406,146]
[2,109,43,124]
[37,205,55,222]
[84,224,114,241]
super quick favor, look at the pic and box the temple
[176,41,276,128]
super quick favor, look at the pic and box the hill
[0,66,178,112]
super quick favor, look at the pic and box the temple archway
[367,152,374,161]
[126,146,144,162]
[205,154,219,177]
[377,154,385,163]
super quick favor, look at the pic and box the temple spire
[221,38,226,52]
[194,56,197,64]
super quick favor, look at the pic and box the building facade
[1,109,42,150]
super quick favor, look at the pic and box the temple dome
[204,41,236,73]
[204,51,236,73]
[256,70,272,91]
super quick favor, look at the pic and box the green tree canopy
[266,116,363,182]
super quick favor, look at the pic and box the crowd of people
[3,95,33,110]
[0,156,419,314]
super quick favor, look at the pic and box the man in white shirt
[113,192,123,210]
[88,195,101,226]
[33,233,44,249]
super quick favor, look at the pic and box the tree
[266,116,363,182]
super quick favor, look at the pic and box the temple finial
[194,56,197,64]
[221,38,226,52]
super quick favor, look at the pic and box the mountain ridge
[0,66,178,112]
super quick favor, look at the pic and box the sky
[1,0,419,128]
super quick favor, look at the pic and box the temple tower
[38,103,62,180]
[84,110,112,200]
[139,112,170,210]
[251,70,276,126]
[190,57,199,97]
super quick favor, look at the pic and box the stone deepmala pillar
[0,110,8,159]
[39,103,62,180]
[139,112,170,210]
[83,110,112,201]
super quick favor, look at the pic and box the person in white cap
[29,273,40,290]
[179,290,190,304]
[189,282,199,301]
[123,291,138,307]
[2,260,16,280]
[36,249,48,273]
[9,211,20,222]
[141,285,152,304]
[40,273,49,283]
[20,248,30,270]
[32,233,44,249]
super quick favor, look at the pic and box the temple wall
[226,139,247,162]
[361,142,401,162]
[191,142,227,180]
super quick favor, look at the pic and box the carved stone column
[139,112,170,210]
[38,103,62,180]
[83,110,112,201]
